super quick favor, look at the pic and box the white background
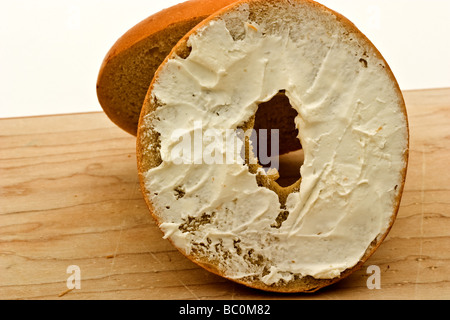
[1,0,449,118]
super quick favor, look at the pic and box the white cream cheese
[142,6,408,285]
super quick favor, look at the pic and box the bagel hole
[277,149,304,187]
[252,91,303,188]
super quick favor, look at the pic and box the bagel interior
[136,0,409,293]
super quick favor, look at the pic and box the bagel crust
[137,0,409,293]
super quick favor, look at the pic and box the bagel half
[137,0,409,293]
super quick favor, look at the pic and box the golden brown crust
[137,0,409,293]
[97,0,238,135]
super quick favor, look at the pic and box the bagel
[137,0,409,293]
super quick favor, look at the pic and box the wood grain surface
[0,88,449,300]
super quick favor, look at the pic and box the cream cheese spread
[142,6,408,285]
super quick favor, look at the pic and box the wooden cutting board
[1,88,449,300]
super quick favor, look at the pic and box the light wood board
[0,88,449,300]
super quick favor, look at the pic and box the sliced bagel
[137,0,409,293]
